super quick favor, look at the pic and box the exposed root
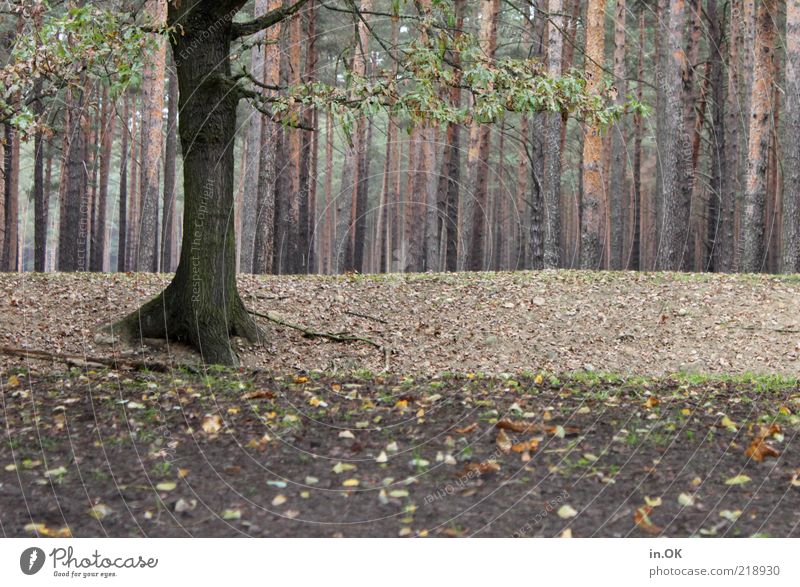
[0,346,197,373]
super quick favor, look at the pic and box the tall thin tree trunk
[580,0,607,269]
[608,0,626,269]
[137,0,167,272]
[656,0,690,270]
[2,124,19,271]
[32,79,47,272]
[464,0,500,271]
[118,96,130,273]
[741,0,777,272]
[543,0,564,269]
[162,53,179,273]
[90,87,114,272]
[252,0,283,275]
[784,0,800,272]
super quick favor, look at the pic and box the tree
[464,0,500,271]
[783,0,800,272]
[136,0,167,272]
[90,87,115,272]
[655,0,688,270]
[543,0,564,269]
[580,0,606,269]
[118,94,130,273]
[608,0,626,270]
[162,53,179,273]
[741,0,777,272]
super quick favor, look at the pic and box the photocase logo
[20,547,46,575]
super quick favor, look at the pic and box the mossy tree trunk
[113,1,261,365]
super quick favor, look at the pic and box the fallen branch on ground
[247,309,385,350]
[0,346,194,373]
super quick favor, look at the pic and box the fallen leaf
[342,478,360,487]
[454,422,478,434]
[201,414,223,434]
[241,390,275,400]
[24,522,71,538]
[375,451,388,463]
[745,437,780,462]
[7,374,20,387]
[156,481,177,491]
[724,474,751,486]
[634,506,662,535]
[791,470,800,488]
[719,509,741,522]
[720,415,738,432]
[460,461,500,476]
[88,504,113,520]
[643,396,660,409]
[557,505,578,519]
[338,430,355,439]
[677,493,696,507]
[511,438,540,453]
[221,509,241,520]
[496,429,512,454]
[560,528,573,538]
[332,462,357,474]
[174,498,197,513]
[496,419,578,436]
[644,496,663,507]
[271,494,287,506]
[293,375,309,384]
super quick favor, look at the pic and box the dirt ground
[1,370,798,537]
[0,270,799,376]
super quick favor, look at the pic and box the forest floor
[1,271,799,537]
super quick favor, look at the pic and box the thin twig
[344,310,389,324]
[247,309,384,349]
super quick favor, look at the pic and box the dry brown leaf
[460,461,500,476]
[643,396,660,409]
[511,438,540,453]
[745,437,780,462]
[241,390,275,400]
[496,419,579,436]
[496,429,512,454]
[201,414,223,434]
[454,422,478,434]
[634,506,662,536]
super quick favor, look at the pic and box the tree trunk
[2,124,19,271]
[32,78,47,272]
[162,53,179,273]
[543,0,563,269]
[90,87,114,272]
[463,0,500,271]
[608,0,626,269]
[239,0,269,274]
[784,0,800,272]
[580,0,606,269]
[252,0,283,275]
[707,0,726,273]
[656,0,689,270]
[118,95,130,272]
[628,7,644,270]
[741,0,777,272]
[113,3,261,365]
[58,84,88,272]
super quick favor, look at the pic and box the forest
[1,0,797,278]
[2,0,800,547]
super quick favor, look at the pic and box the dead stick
[344,310,389,324]
[247,309,384,349]
[0,346,195,373]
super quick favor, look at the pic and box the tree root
[247,309,385,350]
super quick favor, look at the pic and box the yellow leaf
[342,478,360,487]
[724,474,751,486]
[720,415,737,432]
[156,481,177,491]
[7,374,20,387]
[271,494,287,506]
[644,496,662,507]
[496,429,512,454]
[534,374,544,385]
[557,505,578,519]
[293,375,309,384]
[395,399,409,410]
[25,522,71,538]
[178,468,190,478]
[643,396,660,409]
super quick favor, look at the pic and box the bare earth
[1,271,799,376]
